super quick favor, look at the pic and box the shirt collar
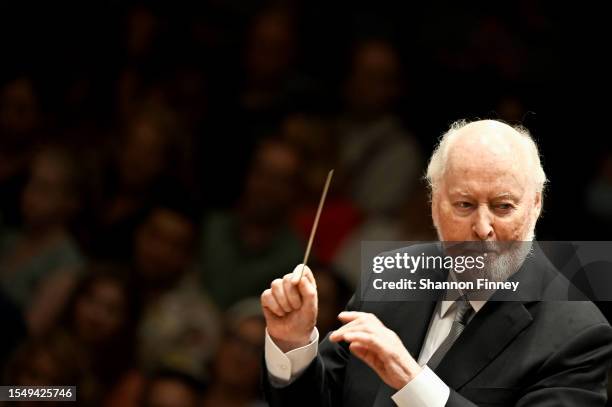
[440,299,486,317]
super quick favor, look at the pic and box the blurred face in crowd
[9,334,81,399]
[431,121,541,242]
[213,317,265,391]
[13,347,64,386]
[118,117,168,190]
[245,10,295,83]
[282,114,337,199]
[73,277,127,346]
[144,378,200,407]
[125,6,158,58]
[0,77,39,138]
[134,208,195,283]
[243,141,300,224]
[345,40,401,116]
[21,149,78,229]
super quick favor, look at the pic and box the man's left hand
[329,311,422,390]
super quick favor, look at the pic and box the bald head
[427,120,546,195]
[426,119,546,242]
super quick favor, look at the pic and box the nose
[472,205,494,240]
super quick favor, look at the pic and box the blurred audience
[140,369,204,407]
[283,113,362,264]
[131,201,220,379]
[51,264,138,404]
[0,77,41,227]
[202,298,268,407]
[199,138,303,309]
[313,265,352,338]
[333,183,436,286]
[0,292,26,369]
[0,145,84,335]
[241,8,297,117]
[91,104,193,260]
[4,331,90,406]
[336,39,424,217]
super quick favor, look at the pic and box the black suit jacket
[263,243,612,406]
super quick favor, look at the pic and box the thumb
[291,263,315,285]
[297,274,317,308]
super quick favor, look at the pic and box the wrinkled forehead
[443,126,532,195]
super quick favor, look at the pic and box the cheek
[436,202,472,240]
[494,210,533,240]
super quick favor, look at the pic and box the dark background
[1,1,609,238]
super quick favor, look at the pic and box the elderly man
[260,119,612,406]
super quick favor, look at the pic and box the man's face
[118,118,167,190]
[214,317,265,390]
[21,151,76,228]
[431,125,543,280]
[432,130,541,243]
[74,278,126,346]
[245,11,294,82]
[345,41,400,115]
[134,208,195,283]
[243,142,299,223]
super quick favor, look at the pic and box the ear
[430,189,439,228]
[533,191,543,221]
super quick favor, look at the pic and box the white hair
[425,119,547,194]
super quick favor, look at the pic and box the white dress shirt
[265,299,484,406]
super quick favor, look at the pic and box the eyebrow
[491,193,519,201]
[450,190,471,197]
[449,191,520,201]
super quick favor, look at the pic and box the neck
[238,210,284,250]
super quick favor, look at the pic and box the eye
[454,201,473,209]
[493,203,515,213]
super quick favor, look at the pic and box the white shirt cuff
[391,366,450,407]
[264,328,319,385]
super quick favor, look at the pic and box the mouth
[445,241,503,256]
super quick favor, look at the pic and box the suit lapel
[434,300,533,390]
[435,243,553,390]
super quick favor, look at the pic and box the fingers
[261,288,284,317]
[261,264,318,320]
[349,342,373,362]
[333,331,382,353]
[283,273,302,309]
[297,274,317,308]
[330,312,376,342]
[329,318,368,341]
[338,311,380,325]
[289,265,316,305]
[331,312,383,349]
[349,341,369,355]
[330,326,371,344]
[271,278,293,313]
[349,342,379,373]
[291,264,316,286]
[301,265,316,286]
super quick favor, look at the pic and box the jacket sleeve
[262,294,361,407]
